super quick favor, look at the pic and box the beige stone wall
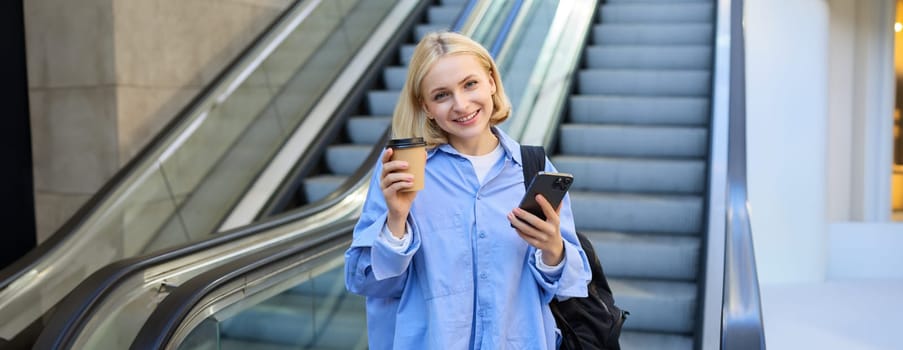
[26,0,292,242]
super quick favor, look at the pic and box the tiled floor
[760,280,903,350]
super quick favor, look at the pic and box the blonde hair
[391,31,511,148]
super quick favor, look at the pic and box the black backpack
[520,145,628,350]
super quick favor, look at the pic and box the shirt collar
[426,127,524,167]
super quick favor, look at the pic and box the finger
[511,207,547,230]
[386,180,414,193]
[535,195,560,224]
[381,160,409,180]
[508,211,546,240]
[382,148,394,164]
[383,173,413,190]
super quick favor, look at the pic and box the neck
[450,129,499,156]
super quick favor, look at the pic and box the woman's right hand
[381,148,418,237]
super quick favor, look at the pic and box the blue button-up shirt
[345,128,591,349]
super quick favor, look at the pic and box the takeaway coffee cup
[387,137,427,192]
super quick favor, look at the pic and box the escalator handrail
[128,2,540,348]
[35,1,481,348]
[720,0,767,348]
[0,0,322,291]
[130,219,356,350]
[512,0,597,147]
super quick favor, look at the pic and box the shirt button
[479,232,486,238]
[480,273,487,279]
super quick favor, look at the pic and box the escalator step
[578,69,711,97]
[620,331,694,350]
[347,116,391,145]
[383,66,409,90]
[367,90,400,116]
[552,155,705,194]
[325,145,373,175]
[559,124,708,158]
[303,175,347,203]
[599,2,714,23]
[593,23,713,46]
[569,191,703,234]
[568,95,709,126]
[610,278,697,334]
[585,230,700,280]
[584,46,712,70]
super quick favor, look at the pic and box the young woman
[345,31,590,349]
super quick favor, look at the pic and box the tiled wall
[25,0,292,242]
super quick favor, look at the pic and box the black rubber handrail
[131,220,356,350]
[31,2,434,349]
[721,0,767,348]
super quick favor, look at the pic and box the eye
[464,80,478,88]
[433,91,448,101]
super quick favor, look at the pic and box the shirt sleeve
[526,157,591,303]
[379,223,412,252]
[345,154,421,298]
[534,249,566,278]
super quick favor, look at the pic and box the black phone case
[519,172,573,221]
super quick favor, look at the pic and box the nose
[452,92,468,112]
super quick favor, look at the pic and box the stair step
[325,145,372,175]
[607,0,712,3]
[569,95,709,126]
[303,175,347,203]
[594,23,713,46]
[570,191,703,233]
[347,116,391,144]
[428,5,461,24]
[552,155,705,194]
[578,69,711,96]
[585,46,712,70]
[620,331,694,350]
[559,124,708,158]
[585,230,700,280]
[415,23,452,41]
[611,278,697,333]
[400,44,416,65]
[367,90,400,116]
[383,66,408,90]
[600,3,714,23]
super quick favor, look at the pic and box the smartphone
[519,172,574,221]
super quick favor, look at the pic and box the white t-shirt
[460,143,504,185]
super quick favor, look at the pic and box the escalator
[22,1,523,349]
[0,0,475,348]
[28,0,767,348]
[551,0,714,348]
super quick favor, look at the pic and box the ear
[421,103,432,119]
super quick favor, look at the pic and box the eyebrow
[428,74,478,96]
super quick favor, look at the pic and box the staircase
[552,0,714,348]
[298,0,468,205]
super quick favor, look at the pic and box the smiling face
[420,53,497,155]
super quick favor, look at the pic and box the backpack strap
[520,145,546,190]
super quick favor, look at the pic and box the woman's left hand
[508,194,564,266]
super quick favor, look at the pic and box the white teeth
[455,110,477,122]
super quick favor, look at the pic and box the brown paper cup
[388,137,427,192]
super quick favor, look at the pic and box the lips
[454,110,479,123]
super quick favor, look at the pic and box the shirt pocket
[414,210,472,300]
